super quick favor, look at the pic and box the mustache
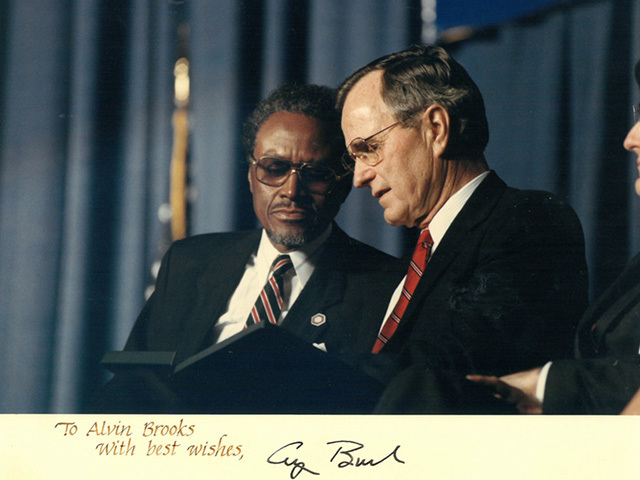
[270,199,312,211]
[269,199,337,224]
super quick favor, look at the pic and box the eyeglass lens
[342,140,377,171]
[342,122,400,171]
[633,103,640,124]
[255,157,336,188]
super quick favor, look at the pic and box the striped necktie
[372,228,434,353]
[246,255,294,327]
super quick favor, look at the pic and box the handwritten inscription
[95,438,136,456]
[54,420,243,460]
[186,434,243,458]
[54,419,405,475]
[267,440,404,478]
[142,420,195,437]
[86,420,133,437]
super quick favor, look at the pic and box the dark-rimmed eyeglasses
[633,103,640,124]
[249,155,349,192]
[341,122,400,171]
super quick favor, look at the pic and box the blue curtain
[0,0,180,412]
[447,0,640,297]
[1,0,639,413]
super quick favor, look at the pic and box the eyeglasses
[249,155,348,192]
[634,103,640,124]
[341,122,400,171]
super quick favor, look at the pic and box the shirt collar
[428,171,489,250]
[256,223,332,286]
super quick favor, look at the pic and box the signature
[267,441,320,479]
[267,440,404,478]
[328,440,404,467]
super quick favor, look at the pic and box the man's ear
[420,105,450,158]
[247,164,255,194]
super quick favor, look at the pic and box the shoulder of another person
[500,186,562,207]
[172,230,258,250]
[497,187,579,224]
[328,228,402,267]
[163,230,260,265]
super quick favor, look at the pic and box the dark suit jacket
[373,172,589,413]
[87,224,405,413]
[124,224,404,363]
[544,253,640,414]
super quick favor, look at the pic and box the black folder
[100,322,383,414]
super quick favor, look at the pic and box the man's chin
[383,207,416,228]
[383,211,405,227]
[266,228,314,251]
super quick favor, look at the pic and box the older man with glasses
[90,83,404,413]
[338,45,589,413]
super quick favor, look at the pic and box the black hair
[242,83,345,162]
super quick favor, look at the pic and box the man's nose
[281,168,302,198]
[624,122,640,152]
[353,160,375,188]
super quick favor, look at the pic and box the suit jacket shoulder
[124,230,262,358]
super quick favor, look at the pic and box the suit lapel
[176,231,262,359]
[280,226,347,344]
[384,172,507,349]
[282,267,346,343]
[578,253,640,353]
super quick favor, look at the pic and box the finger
[465,374,500,386]
[467,375,508,399]
[493,381,518,400]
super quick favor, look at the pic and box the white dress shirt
[210,225,332,345]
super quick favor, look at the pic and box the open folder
[99,322,383,414]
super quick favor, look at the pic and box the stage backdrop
[0,0,639,412]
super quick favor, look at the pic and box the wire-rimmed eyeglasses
[341,122,400,172]
[249,155,349,193]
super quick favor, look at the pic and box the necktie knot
[271,254,293,277]
[418,228,434,250]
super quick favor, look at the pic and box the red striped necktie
[246,255,294,327]
[372,228,434,353]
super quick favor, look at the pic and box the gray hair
[337,45,489,161]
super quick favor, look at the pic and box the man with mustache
[91,83,403,413]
